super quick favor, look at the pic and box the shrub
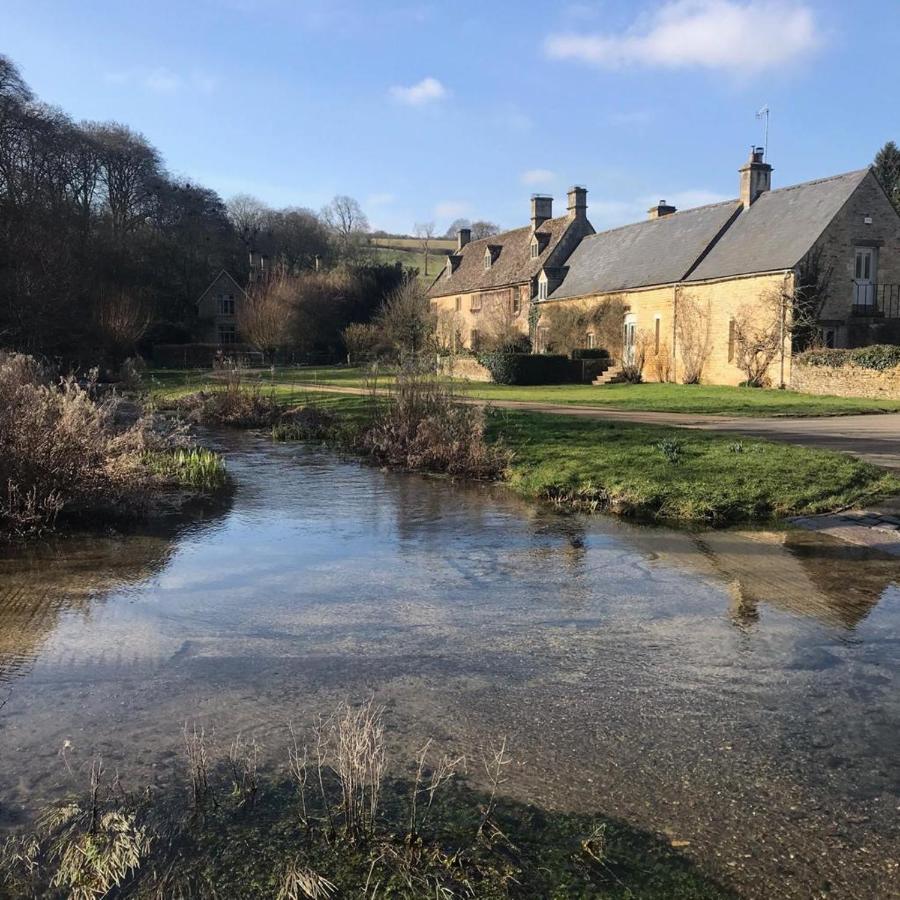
[0,353,146,538]
[476,353,573,385]
[175,371,282,427]
[571,348,610,360]
[797,344,900,371]
[355,375,510,478]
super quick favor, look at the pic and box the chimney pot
[739,146,773,207]
[567,185,588,220]
[647,200,677,219]
[531,194,553,231]
[457,227,471,251]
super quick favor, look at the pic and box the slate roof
[548,201,741,300]
[686,169,869,281]
[428,215,573,298]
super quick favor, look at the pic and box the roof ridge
[458,214,571,250]
[761,167,869,197]
[583,199,741,242]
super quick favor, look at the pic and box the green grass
[244,366,900,417]
[143,448,227,491]
[370,246,450,284]
[146,370,900,523]
[493,410,900,522]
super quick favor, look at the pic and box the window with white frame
[512,293,521,316]
[530,237,539,259]
[483,248,492,270]
[586,333,595,349]
[218,324,237,344]
[218,294,235,316]
[538,279,548,300]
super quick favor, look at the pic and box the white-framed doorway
[623,314,637,365]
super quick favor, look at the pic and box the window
[586,333,595,349]
[455,296,461,312]
[513,294,521,316]
[538,279,548,300]
[654,317,661,355]
[470,328,479,349]
[823,328,836,349]
[483,248,492,270]
[470,294,482,312]
[218,324,237,345]
[530,237,539,259]
[727,319,735,363]
[218,294,235,316]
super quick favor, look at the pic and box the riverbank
[151,375,900,525]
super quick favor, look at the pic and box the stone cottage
[429,149,900,386]
[195,269,247,345]
[427,188,595,351]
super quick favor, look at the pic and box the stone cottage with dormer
[430,149,900,386]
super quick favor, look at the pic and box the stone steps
[592,364,627,386]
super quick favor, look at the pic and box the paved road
[285,382,900,471]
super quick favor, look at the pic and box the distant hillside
[369,237,454,284]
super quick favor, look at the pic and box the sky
[4,0,900,235]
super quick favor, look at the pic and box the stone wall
[790,362,900,399]
[437,355,493,382]
[536,271,793,387]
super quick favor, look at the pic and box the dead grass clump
[272,406,337,442]
[175,370,281,428]
[356,374,510,479]
[0,352,152,538]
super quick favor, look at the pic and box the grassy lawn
[252,366,900,417]
[494,411,900,522]
[370,246,449,284]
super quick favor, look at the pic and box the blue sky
[5,1,899,234]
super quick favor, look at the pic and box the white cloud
[521,169,557,187]
[144,68,181,93]
[105,67,218,95]
[545,0,821,72]
[367,192,396,207]
[435,201,470,220]
[389,76,448,106]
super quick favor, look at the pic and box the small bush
[797,344,900,371]
[272,407,337,442]
[476,353,573,385]
[175,371,281,427]
[355,375,510,478]
[656,438,682,464]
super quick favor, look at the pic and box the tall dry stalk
[183,722,210,811]
[334,699,387,837]
[227,732,260,808]
[477,737,511,838]
[288,721,310,826]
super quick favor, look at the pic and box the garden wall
[791,362,900,399]
[436,355,492,382]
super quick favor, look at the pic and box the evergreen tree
[874,141,900,212]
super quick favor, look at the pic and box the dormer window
[530,237,539,259]
[483,247,492,270]
[538,277,548,300]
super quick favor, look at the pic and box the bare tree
[442,218,471,239]
[414,221,436,276]
[321,195,369,261]
[95,291,150,363]
[675,293,712,384]
[479,293,529,351]
[470,220,500,240]
[376,278,435,358]
[540,298,625,357]
[227,193,269,247]
[434,309,465,354]
[731,294,783,386]
[237,267,296,361]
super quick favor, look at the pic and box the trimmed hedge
[797,344,900,372]
[476,353,574,385]
[571,348,611,360]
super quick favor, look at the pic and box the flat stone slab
[791,510,900,556]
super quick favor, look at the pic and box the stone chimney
[457,227,471,251]
[567,186,588,220]
[531,194,553,231]
[739,146,772,207]
[647,201,677,220]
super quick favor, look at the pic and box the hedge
[797,344,900,372]
[476,353,574,385]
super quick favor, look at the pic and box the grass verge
[494,411,900,523]
[176,366,900,417]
